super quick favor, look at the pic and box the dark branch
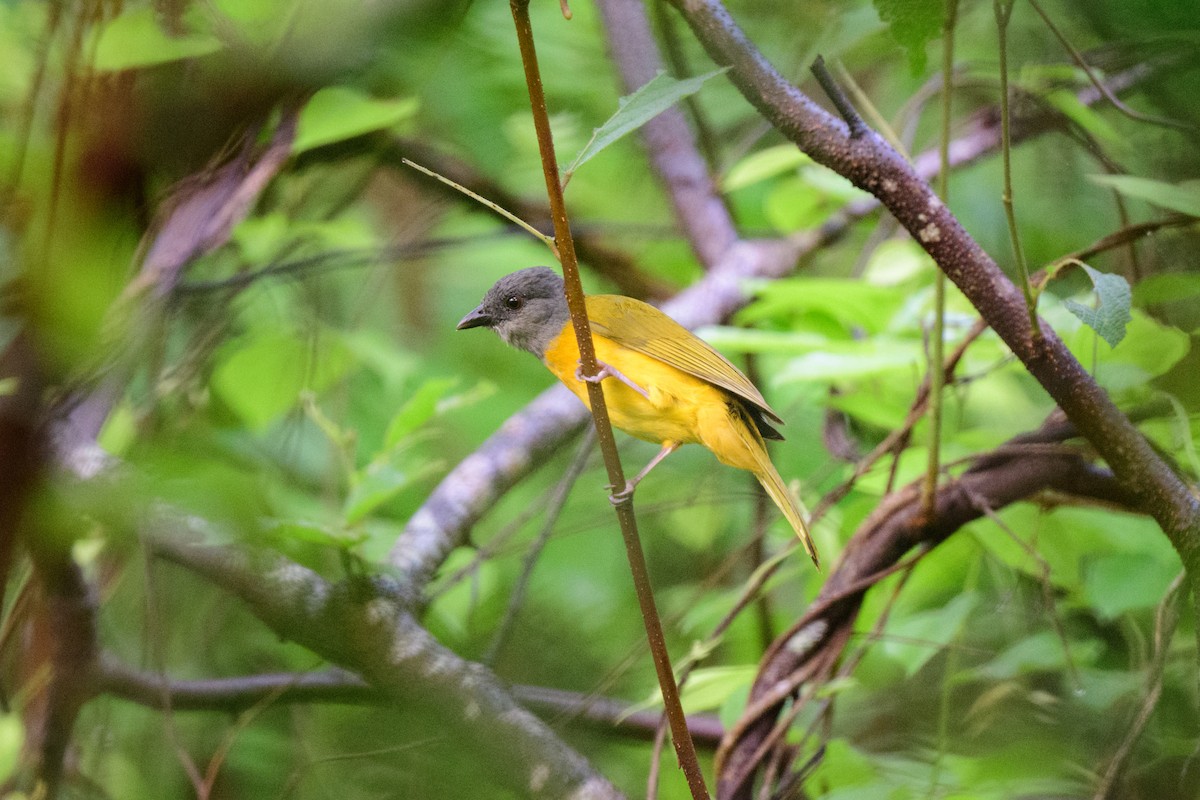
[720,428,1139,798]
[665,0,1198,596]
[809,56,867,138]
[96,659,725,748]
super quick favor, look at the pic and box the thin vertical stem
[921,0,958,519]
[995,0,1041,337]
[508,3,711,798]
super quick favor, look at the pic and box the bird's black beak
[456,306,493,330]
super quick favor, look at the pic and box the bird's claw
[576,361,651,401]
[608,480,636,506]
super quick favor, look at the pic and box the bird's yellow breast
[543,325,730,447]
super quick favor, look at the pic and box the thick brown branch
[720,434,1138,798]
[666,0,1199,576]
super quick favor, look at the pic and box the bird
[457,266,818,567]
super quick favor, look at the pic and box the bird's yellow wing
[586,294,783,425]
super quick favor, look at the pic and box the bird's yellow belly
[543,328,723,446]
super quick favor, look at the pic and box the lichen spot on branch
[919,223,942,243]
[530,763,551,793]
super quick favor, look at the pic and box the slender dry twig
[484,429,595,664]
[994,0,1040,337]
[1026,0,1193,133]
[1092,572,1186,799]
[508,3,709,796]
[923,0,959,522]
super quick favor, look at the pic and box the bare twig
[484,430,595,664]
[1027,0,1193,133]
[994,0,1040,337]
[508,3,708,796]
[1092,572,1186,799]
[922,0,960,522]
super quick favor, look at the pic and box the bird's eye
[505,295,523,310]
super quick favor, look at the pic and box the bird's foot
[575,361,650,401]
[608,480,637,507]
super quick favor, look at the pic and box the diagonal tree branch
[388,54,1164,592]
[151,536,624,800]
[664,0,1198,562]
[720,427,1141,798]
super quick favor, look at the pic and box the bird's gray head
[456,267,571,359]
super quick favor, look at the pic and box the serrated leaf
[874,0,943,74]
[293,87,418,154]
[1064,264,1131,348]
[94,8,222,71]
[1088,174,1200,218]
[562,68,729,179]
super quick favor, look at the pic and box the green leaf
[873,0,943,74]
[94,8,222,71]
[1132,272,1200,306]
[1088,174,1200,217]
[679,666,758,714]
[630,665,757,717]
[344,460,439,524]
[722,145,811,192]
[973,631,1103,681]
[1063,264,1131,348]
[384,378,458,450]
[1083,554,1180,620]
[562,68,729,179]
[293,87,419,154]
[265,520,366,549]
[1044,89,1121,147]
[211,328,355,430]
[739,277,908,334]
[1063,308,1189,391]
[882,593,977,677]
[0,712,24,783]
[763,177,830,231]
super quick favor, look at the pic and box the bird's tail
[700,401,820,568]
[753,458,819,569]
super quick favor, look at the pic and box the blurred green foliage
[2,0,1199,797]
